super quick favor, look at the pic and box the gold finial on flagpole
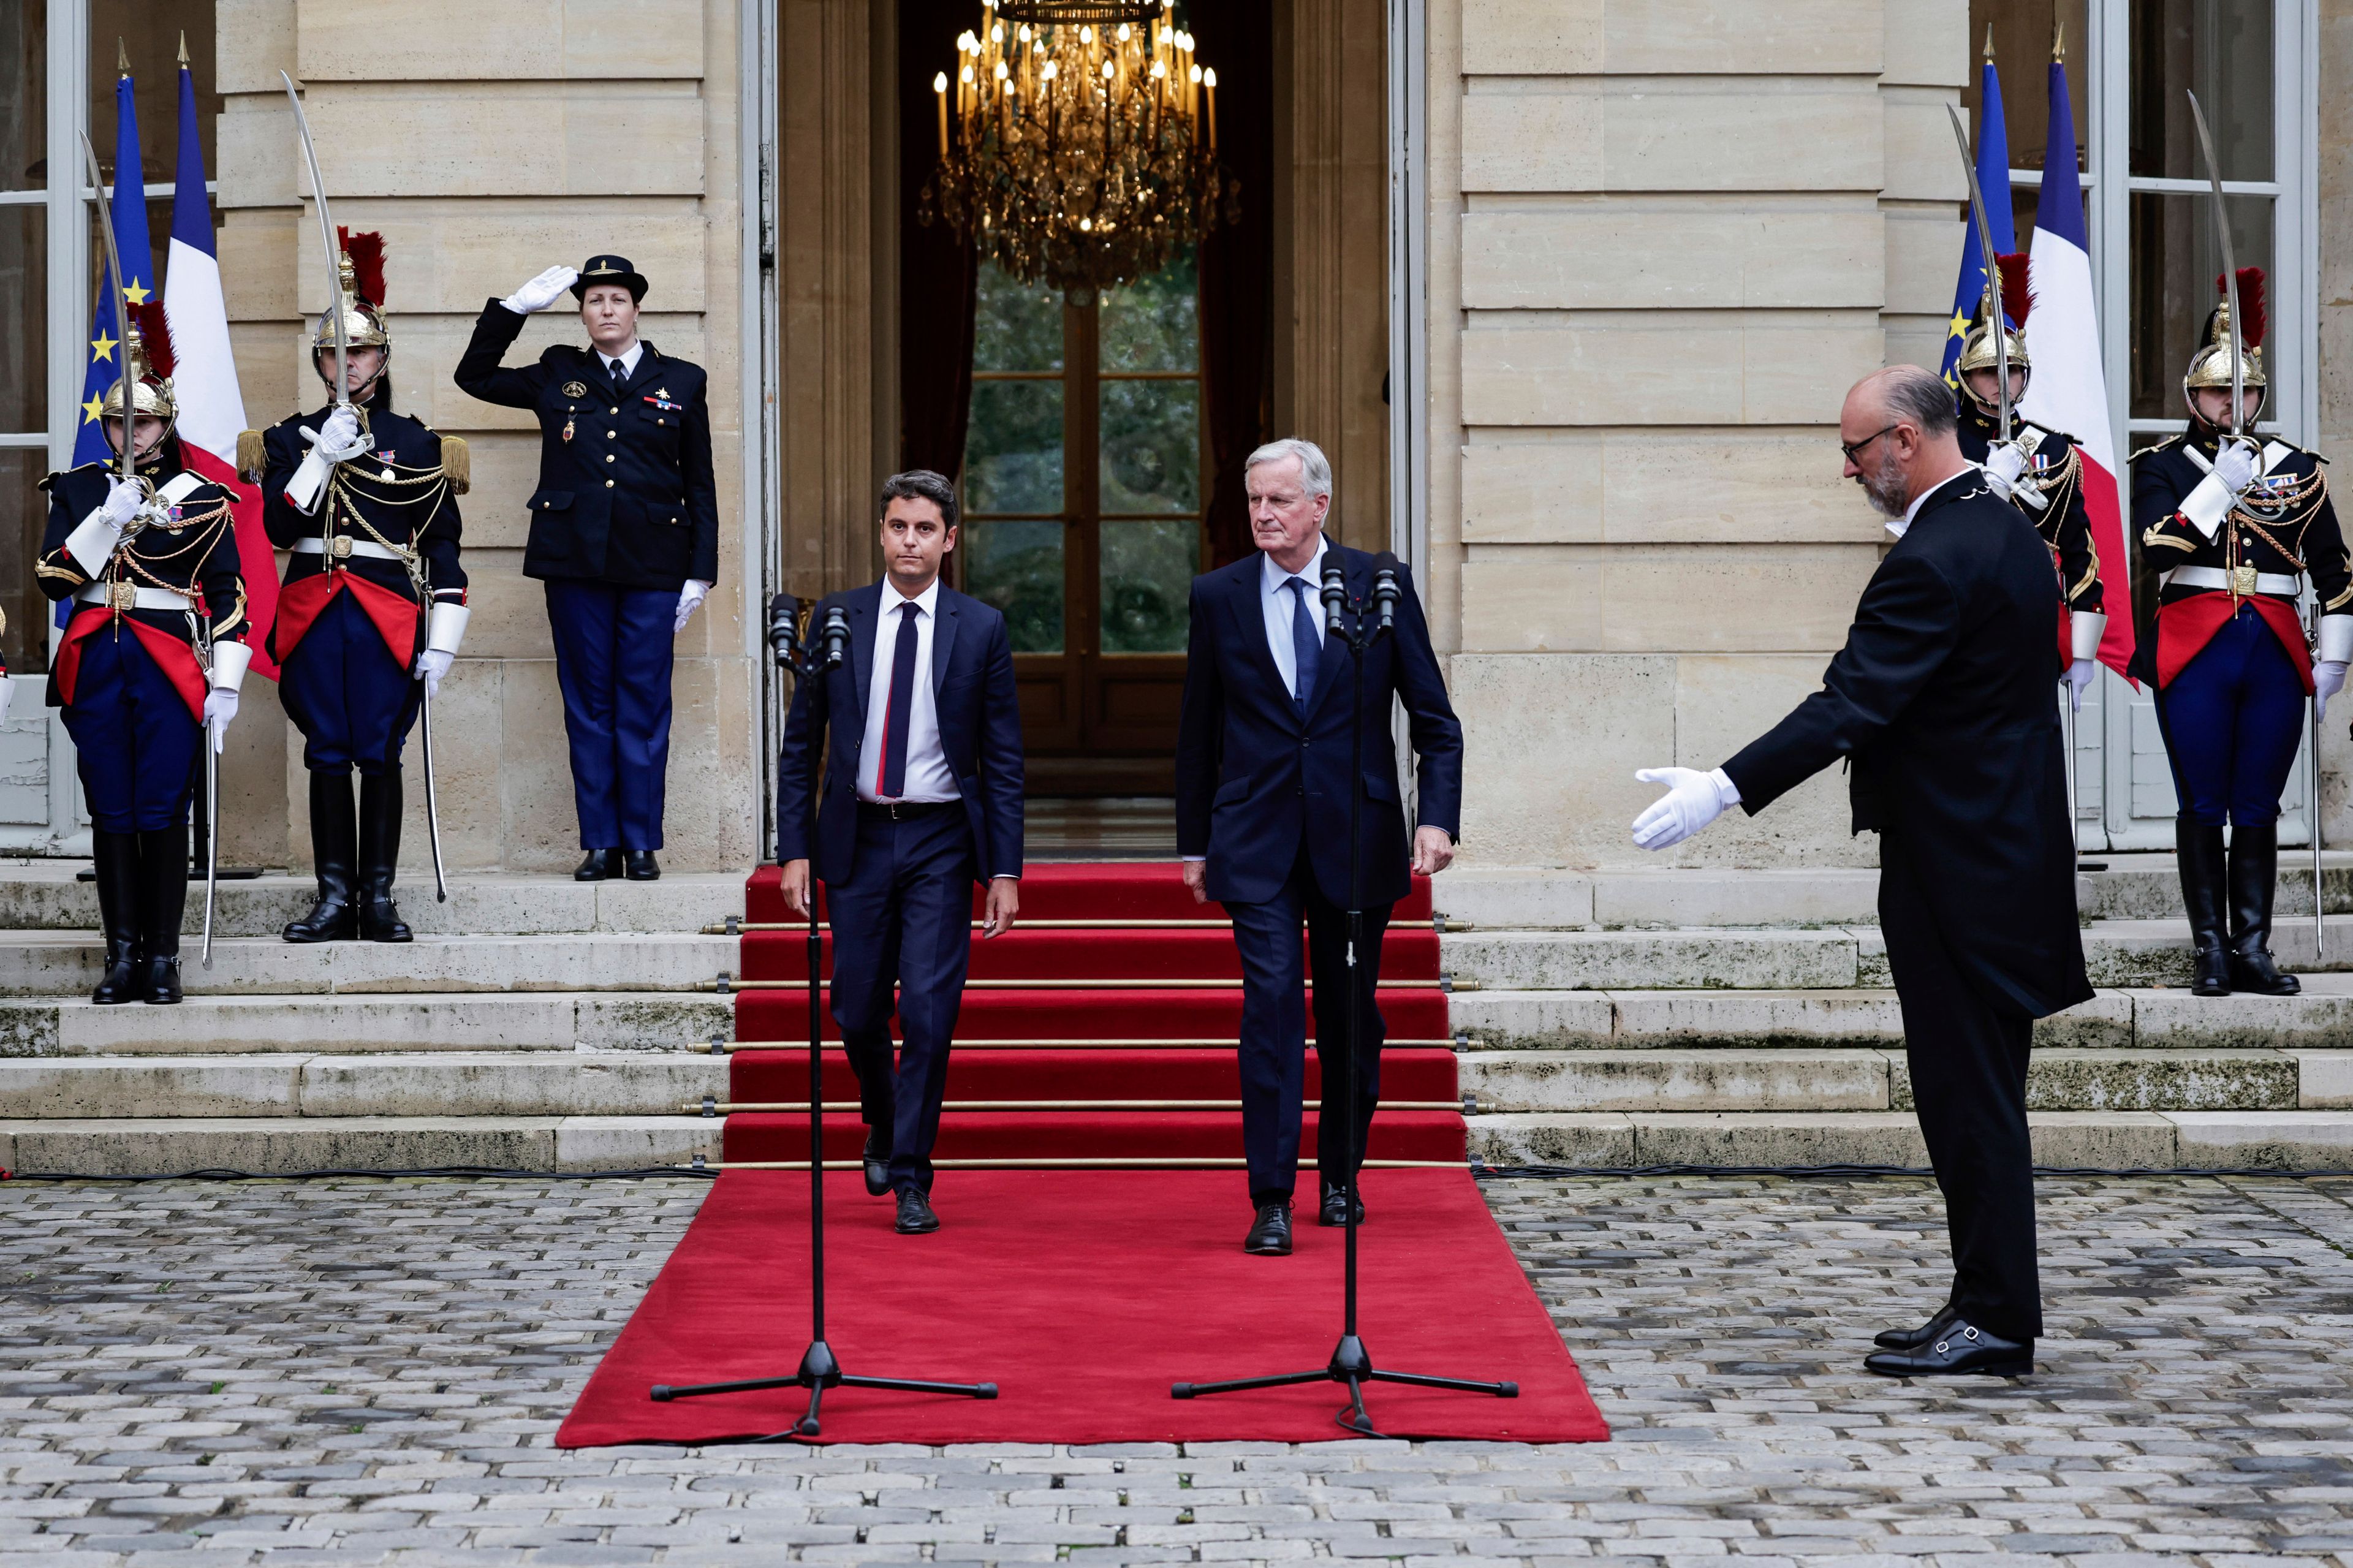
[178,31,189,67]
[1984,23,1996,61]
[118,37,131,77]
[2052,18,2066,62]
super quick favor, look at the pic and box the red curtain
[1191,0,1275,567]
[899,0,980,477]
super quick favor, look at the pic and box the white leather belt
[293,536,405,562]
[75,582,192,612]
[2164,565,2302,596]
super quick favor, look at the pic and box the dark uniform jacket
[452,302,719,591]
[37,439,250,713]
[257,403,466,665]
[1723,472,2091,1020]
[1959,405,2104,615]
[2131,425,2349,690]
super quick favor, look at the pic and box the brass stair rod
[692,1036,1472,1051]
[683,1156,1466,1172]
[682,1099,1470,1115]
[703,976,1469,992]
[702,917,1457,934]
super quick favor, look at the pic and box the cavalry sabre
[1946,105,2012,445]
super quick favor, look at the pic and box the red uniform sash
[270,570,422,670]
[54,606,210,723]
[2154,591,2314,692]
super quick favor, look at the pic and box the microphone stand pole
[1172,556,1517,1436]
[651,599,996,1437]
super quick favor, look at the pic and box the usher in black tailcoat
[1722,470,2091,1343]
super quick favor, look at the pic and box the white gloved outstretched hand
[202,687,238,753]
[2064,657,2097,713]
[2213,438,2259,498]
[415,648,453,701]
[1631,766,1740,852]
[502,265,580,316]
[673,579,712,634]
[2316,661,2348,724]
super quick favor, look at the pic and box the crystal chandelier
[919,0,1237,300]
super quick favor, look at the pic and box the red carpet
[555,1168,1608,1447]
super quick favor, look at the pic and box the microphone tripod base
[650,1339,997,1437]
[1171,1332,1517,1438]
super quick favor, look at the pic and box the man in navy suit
[776,470,1024,1235]
[1175,439,1464,1256]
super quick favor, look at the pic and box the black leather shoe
[1244,1203,1293,1256]
[136,828,188,1006]
[2177,817,2232,997]
[140,955,183,1006]
[863,1132,893,1197]
[574,849,621,882]
[284,773,359,943]
[624,850,660,881]
[1318,1183,1366,1228]
[895,1188,940,1234]
[1863,1318,2033,1378]
[2227,819,2301,995]
[355,774,413,943]
[1873,1303,1960,1352]
[89,830,143,1005]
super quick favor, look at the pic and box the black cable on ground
[1472,1162,2353,1181]
[0,1165,718,1184]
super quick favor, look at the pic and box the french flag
[164,56,278,676]
[2018,55,2134,680]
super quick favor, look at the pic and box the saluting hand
[502,265,580,316]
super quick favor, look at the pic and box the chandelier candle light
[922,0,1235,300]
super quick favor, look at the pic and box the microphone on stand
[820,604,851,670]
[767,594,802,668]
[1371,552,1401,632]
[1321,557,1349,635]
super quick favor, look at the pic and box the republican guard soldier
[2133,268,2352,997]
[246,230,468,944]
[38,303,251,1004]
[453,255,718,882]
[1954,253,2108,710]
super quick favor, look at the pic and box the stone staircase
[1442,858,2353,1172]
[2,855,2351,1174]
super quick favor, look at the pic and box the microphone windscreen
[1371,550,1400,575]
[767,594,801,657]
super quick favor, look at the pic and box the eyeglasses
[1840,423,1902,464]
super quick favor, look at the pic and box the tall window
[2,7,50,677]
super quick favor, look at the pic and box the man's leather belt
[2164,564,2302,596]
[857,799,960,820]
[293,536,404,562]
[75,582,192,612]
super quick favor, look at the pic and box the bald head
[1840,365,1967,520]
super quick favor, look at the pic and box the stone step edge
[0,1115,718,1177]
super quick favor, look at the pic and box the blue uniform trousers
[2156,604,2308,827]
[824,805,977,1195]
[1226,843,1391,1208]
[62,631,200,834]
[279,591,419,778]
[544,580,675,851]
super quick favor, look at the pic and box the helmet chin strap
[317,351,389,408]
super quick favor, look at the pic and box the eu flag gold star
[90,330,118,363]
[81,395,105,424]
[121,279,151,306]
[1949,311,1971,339]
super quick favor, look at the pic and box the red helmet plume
[2215,267,2265,349]
[1995,252,2033,330]
[338,227,388,307]
[124,298,176,380]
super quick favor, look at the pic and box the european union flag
[71,67,157,469]
[1940,55,2017,389]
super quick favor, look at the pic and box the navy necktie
[880,600,920,797]
[1286,577,1319,714]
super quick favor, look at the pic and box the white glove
[2213,439,2259,498]
[317,406,366,464]
[1631,766,1740,852]
[415,648,453,701]
[100,476,144,528]
[2063,658,2097,713]
[2317,661,2348,724]
[1984,441,2026,494]
[202,687,238,753]
[502,265,580,316]
[674,578,712,634]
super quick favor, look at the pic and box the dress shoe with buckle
[895,1188,940,1234]
[1873,1303,1960,1352]
[1318,1182,1366,1228]
[1244,1202,1293,1256]
[574,848,620,882]
[862,1132,893,1197]
[1863,1317,2033,1378]
[624,850,661,881]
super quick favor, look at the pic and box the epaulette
[237,430,267,483]
[37,460,107,494]
[440,436,469,494]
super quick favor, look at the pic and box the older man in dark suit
[775,470,1024,1235]
[1175,437,1464,1257]
[1632,364,2092,1378]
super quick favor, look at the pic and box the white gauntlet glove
[2212,439,2259,497]
[1631,767,1741,852]
[2063,658,2097,713]
[202,687,239,753]
[673,579,712,634]
[316,406,366,463]
[502,265,580,316]
[2315,662,2347,724]
[65,477,146,575]
[100,475,144,528]
[1981,440,2046,512]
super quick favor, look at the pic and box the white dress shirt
[858,577,961,803]
[597,341,645,382]
[1884,465,1979,541]
[1259,536,1330,702]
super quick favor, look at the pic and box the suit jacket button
[606,454,615,463]
[605,479,615,488]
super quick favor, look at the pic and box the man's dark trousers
[1879,830,2042,1343]
[1228,843,1390,1208]
[825,802,976,1195]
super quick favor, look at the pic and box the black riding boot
[2227,819,2302,995]
[284,771,359,942]
[89,830,144,1004]
[356,772,412,943]
[135,828,188,1004]
[2176,817,2232,998]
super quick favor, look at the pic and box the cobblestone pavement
[4,1172,2352,1565]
